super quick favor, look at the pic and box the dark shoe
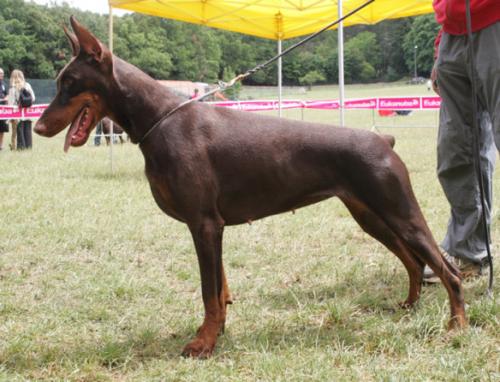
[423,249,484,284]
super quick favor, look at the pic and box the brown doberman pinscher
[35,17,466,358]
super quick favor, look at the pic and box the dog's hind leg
[393,224,466,329]
[349,158,466,329]
[340,197,424,308]
[182,215,227,358]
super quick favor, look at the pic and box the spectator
[8,69,35,150]
[423,0,499,283]
[94,119,103,146]
[0,68,8,150]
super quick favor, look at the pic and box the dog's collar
[138,98,195,145]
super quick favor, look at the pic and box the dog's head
[35,16,113,152]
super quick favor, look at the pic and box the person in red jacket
[424,0,500,283]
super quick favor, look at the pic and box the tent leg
[338,0,345,127]
[278,39,282,118]
[109,5,114,173]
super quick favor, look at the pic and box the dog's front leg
[182,216,226,358]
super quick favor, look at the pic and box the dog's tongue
[64,108,84,152]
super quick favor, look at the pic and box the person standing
[8,69,35,150]
[0,68,8,150]
[424,0,500,283]
[94,119,103,146]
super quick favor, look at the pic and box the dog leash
[465,0,494,296]
[138,0,375,145]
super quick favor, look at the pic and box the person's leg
[10,120,17,150]
[94,122,102,146]
[24,120,32,149]
[475,22,500,152]
[17,121,26,150]
[436,32,495,265]
[0,120,7,149]
[438,110,495,264]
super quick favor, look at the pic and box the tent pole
[338,0,345,127]
[278,39,282,117]
[108,5,114,173]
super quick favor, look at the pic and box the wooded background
[0,0,440,85]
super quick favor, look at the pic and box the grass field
[0,83,498,381]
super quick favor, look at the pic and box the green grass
[0,82,498,381]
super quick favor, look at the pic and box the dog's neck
[107,56,184,144]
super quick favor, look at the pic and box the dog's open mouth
[64,106,95,152]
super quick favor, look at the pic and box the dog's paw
[398,300,416,310]
[181,338,215,359]
[447,315,468,331]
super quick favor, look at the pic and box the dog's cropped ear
[70,15,111,64]
[63,24,80,57]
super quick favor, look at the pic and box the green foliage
[299,70,326,87]
[218,31,257,77]
[0,1,436,84]
[221,66,241,100]
[359,61,376,82]
[322,50,339,83]
[343,32,380,83]
[404,15,441,77]
[375,19,412,81]
[132,48,173,79]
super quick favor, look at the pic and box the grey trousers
[16,120,32,150]
[436,22,500,264]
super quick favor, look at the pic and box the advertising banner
[0,97,441,120]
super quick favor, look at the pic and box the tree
[132,48,173,79]
[403,15,440,78]
[0,0,436,86]
[342,32,380,83]
[221,66,241,100]
[217,31,256,78]
[375,19,412,81]
[299,70,326,89]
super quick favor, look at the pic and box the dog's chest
[147,172,185,222]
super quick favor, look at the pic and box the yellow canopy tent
[107,0,435,121]
[108,1,433,40]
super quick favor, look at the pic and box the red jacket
[433,0,500,35]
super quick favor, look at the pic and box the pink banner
[214,96,440,111]
[378,97,421,110]
[344,98,377,109]
[24,104,48,118]
[422,96,441,109]
[303,100,339,110]
[217,100,305,111]
[0,105,23,120]
[0,104,48,120]
[0,97,441,120]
